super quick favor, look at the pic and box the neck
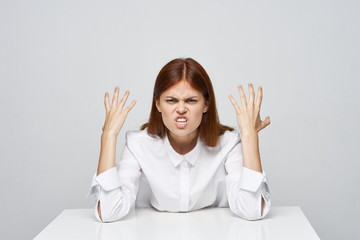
[167,130,198,155]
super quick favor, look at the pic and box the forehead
[161,80,202,98]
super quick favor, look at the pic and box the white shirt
[86,128,271,222]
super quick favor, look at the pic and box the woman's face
[156,80,208,142]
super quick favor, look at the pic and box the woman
[87,58,271,222]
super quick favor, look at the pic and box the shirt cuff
[95,167,122,191]
[85,172,99,199]
[238,167,266,192]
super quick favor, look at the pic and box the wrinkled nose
[176,101,187,114]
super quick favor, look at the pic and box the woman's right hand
[102,86,136,138]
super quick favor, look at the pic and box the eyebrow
[164,96,198,99]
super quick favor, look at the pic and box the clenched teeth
[176,118,187,122]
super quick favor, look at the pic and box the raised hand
[228,83,270,135]
[102,86,136,137]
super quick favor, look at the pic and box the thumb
[263,116,271,127]
[258,116,271,131]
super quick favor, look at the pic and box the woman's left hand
[228,83,271,135]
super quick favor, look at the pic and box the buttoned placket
[179,158,190,212]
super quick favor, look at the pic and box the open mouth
[176,118,187,123]
[175,117,188,128]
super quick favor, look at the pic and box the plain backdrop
[1,0,359,239]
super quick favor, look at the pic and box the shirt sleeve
[224,133,271,221]
[85,139,142,223]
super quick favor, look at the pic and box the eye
[186,99,197,103]
[166,99,177,103]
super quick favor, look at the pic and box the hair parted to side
[140,58,234,147]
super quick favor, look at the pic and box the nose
[176,101,187,114]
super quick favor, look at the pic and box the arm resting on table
[226,167,271,220]
[87,141,141,222]
[224,136,271,221]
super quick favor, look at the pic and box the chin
[168,126,198,138]
[169,129,189,137]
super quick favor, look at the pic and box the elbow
[96,207,130,223]
[99,213,126,223]
[229,198,270,221]
[242,211,264,221]
[95,199,131,223]
[230,207,263,221]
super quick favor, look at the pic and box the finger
[111,86,119,109]
[117,90,130,111]
[255,86,263,110]
[260,116,271,130]
[228,95,241,114]
[102,125,104,132]
[123,99,137,115]
[238,85,248,109]
[104,92,110,112]
[248,83,255,107]
[265,116,271,125]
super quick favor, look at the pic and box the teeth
[176,118,187,122]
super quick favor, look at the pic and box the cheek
[160,108,173,123]
[192,108,205,123]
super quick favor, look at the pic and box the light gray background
[0,0,359,239]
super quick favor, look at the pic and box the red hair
[140,58,233,147]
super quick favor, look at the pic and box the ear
[203,102,208,113]
[155,99,161,112]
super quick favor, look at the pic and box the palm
[228,83,270,135]
[102,86,136,136]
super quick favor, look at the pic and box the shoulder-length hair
[140,58,233,147]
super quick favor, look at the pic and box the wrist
[101,132,117,141]
[240,129,258,139]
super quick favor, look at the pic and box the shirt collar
[164,133,202,168]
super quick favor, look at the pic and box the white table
[34,206,320,240]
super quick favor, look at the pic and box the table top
[34,206,320,240]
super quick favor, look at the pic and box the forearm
[241,130,267,217]
[97,133,117,176]
[241,130,263,173]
